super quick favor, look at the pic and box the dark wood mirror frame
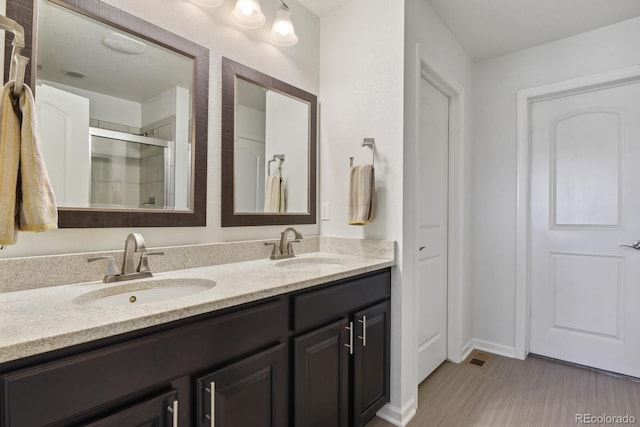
[4,0,209,228]
[221,57,317,227]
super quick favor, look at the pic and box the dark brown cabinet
[85,390,179,427]
[293,318,350,427]
[292,270,391,427]
[0,268,391,427]
[196,343,287,427]
[353,301,391,426]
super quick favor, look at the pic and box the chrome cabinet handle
[204,382,215,425]
[358,316,367,347]
[167,399,179,426]
[620,241,640,250]
[345,322,354,355]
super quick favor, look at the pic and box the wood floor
[366,354,640,426]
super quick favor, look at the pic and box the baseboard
[460,339,475,361]
[376,399,417,427]
[471,339,516,358]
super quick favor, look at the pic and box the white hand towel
[0,82,57,245]
[0,83,21,244]
[264,175,281,213]
[348,164,375,226]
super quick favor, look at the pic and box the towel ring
[350,138,375,168]
[267,154,285,177]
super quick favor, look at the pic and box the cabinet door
[196,343,287,427]
[353,301,390,426]
[293,318,350,427]
[85,390,179,427]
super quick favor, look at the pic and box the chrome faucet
[88,233,164,283]
[265,227,303,260]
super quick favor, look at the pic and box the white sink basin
[73,278,216,307]
[275,257,345,270]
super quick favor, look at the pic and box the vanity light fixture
[232,0,266,28]
[192,0,224,6]
[270,1,298,46]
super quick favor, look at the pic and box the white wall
[1,0,320,258]
[318,0,406,423]
[265,91,309,212]
[38,80,142,128]
[472,17,640,353]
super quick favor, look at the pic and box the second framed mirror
[221,57,317,227]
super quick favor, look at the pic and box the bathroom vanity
[0,251,392,427]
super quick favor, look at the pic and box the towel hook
[0,15,29,97]
[350,138,375,168]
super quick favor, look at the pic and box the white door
[235,137,265,212]
[417,77,449,383]
[530,81,640,377]
[36,84,90,207]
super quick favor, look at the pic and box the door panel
[530,81,640,377]
[85,390,178,427]
[353,301,390,427]
[196,343,287,427]
[417,77,449,382]
[293,318,349,427]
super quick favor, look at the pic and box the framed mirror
[4,0,209,227]
[221,57,317,227]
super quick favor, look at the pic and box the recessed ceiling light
[103,32,147,55]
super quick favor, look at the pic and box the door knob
[419,246,425,251]
[620,241,640,250]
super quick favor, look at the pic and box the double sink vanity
[0,235,395,426]
[0,0,392,425]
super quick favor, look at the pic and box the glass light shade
[192,0,224,7]
[270,6,298,46]
[232,0,266,28]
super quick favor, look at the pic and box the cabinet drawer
[292,269,390,333]
[1,298,287,427]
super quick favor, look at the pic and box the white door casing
[529,81,640,377]
[417,77,449,383]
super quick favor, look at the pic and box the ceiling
[297,0,640,62]
[37,0,192,103]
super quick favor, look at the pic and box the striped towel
[0,82,57,245]
[348,164,375,225]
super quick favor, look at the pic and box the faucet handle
[137,251,164,273]
[88,256,120,279]
[264,242,278,260]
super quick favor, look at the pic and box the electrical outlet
[321,202,330,221]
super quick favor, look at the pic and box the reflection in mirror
[222,57,317,227]
[5,0,209,227]
[235,78,309,213]
[37,0,192,211]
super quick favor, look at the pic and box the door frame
[413,46,466,365]
[515,65,640,360]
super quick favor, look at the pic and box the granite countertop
[0,252,395,364]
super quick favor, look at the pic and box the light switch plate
[321,202,330,221]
